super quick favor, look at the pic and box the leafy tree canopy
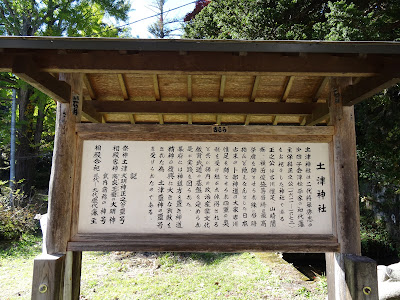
[183,0,400,245]
[0,0,131,37]
[183,0,400,41]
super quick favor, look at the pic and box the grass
[0,236,327,300]
[0,234,42,299]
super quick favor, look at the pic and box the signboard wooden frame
[68,123,339,253]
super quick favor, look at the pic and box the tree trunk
[15,85,37,203]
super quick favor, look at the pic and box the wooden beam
[219,75,226,101]
[188,113,192,125]
[342,74,400,106]
[250,75,260,102]
[158,114,164,124]
[281,76,294,102]
[7,52,385,76]
[76,123,335,136]
[312,76,329,102]
[272,116,279,125]
[305,103,330,126]
[12,57,71,103]
[118,74,129,100]
[153,74,160,101]
[82,100,103,123]
[129,114,135,124]
[83,74,96,100]
[88,100,321,115]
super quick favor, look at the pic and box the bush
[0,204,39,240]
[0,182,42,241]
[360,199,398,260]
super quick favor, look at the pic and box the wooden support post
[63,251,82,300]
[32,254,65,300]
[344,255,378,299]
[32,73,84,300]
[326,78,373,299]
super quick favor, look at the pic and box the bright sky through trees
[129,0,195,38]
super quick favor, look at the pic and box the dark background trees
[184,0,400,256]
[0,0,131,200]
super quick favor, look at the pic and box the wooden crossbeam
[12,57,71,103]
[82,100,103,123]
[305,103,330,126]
[312,77,329,102]
[87,100,320,115]
[4,52,382,76]
[83,74,96,100]
[342,74,400,106]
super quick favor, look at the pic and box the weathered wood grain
[45,73,83,254]
[31,254,65,300]
[68,233,339,253]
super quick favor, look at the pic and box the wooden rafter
[312,77,329,102]
[250,75,260,102]
[87,100,320,115]
[187,75,192,125]
[219,75,226,102]
[12,57,71,103]
[305,103,330,126]
[153,74,161,101]
[187,75,192,101]
[273,76,294,125]
[216,115,222,125]
[117,73,135,124]
[81,73,103,122]
[83,74,96,100]
[342,74,400,106]
[82,100,103,123]
[281,76,294,102]
[118,74,129,100]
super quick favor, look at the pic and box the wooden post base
[32,254,65,300]
[326,253,378,299]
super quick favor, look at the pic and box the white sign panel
[78,141,333,235]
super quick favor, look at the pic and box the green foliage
[360,199,398,259]
[0,0,131,37]
[184,0,400,255]
[0,204,39,241]
[0,233,41,258]
[0,182,46,241]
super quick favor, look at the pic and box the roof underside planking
[1,37,400,126]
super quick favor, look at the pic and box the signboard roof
[1,37,400,126]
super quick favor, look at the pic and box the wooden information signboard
[4,37,398,299]
[68,124,338,252]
